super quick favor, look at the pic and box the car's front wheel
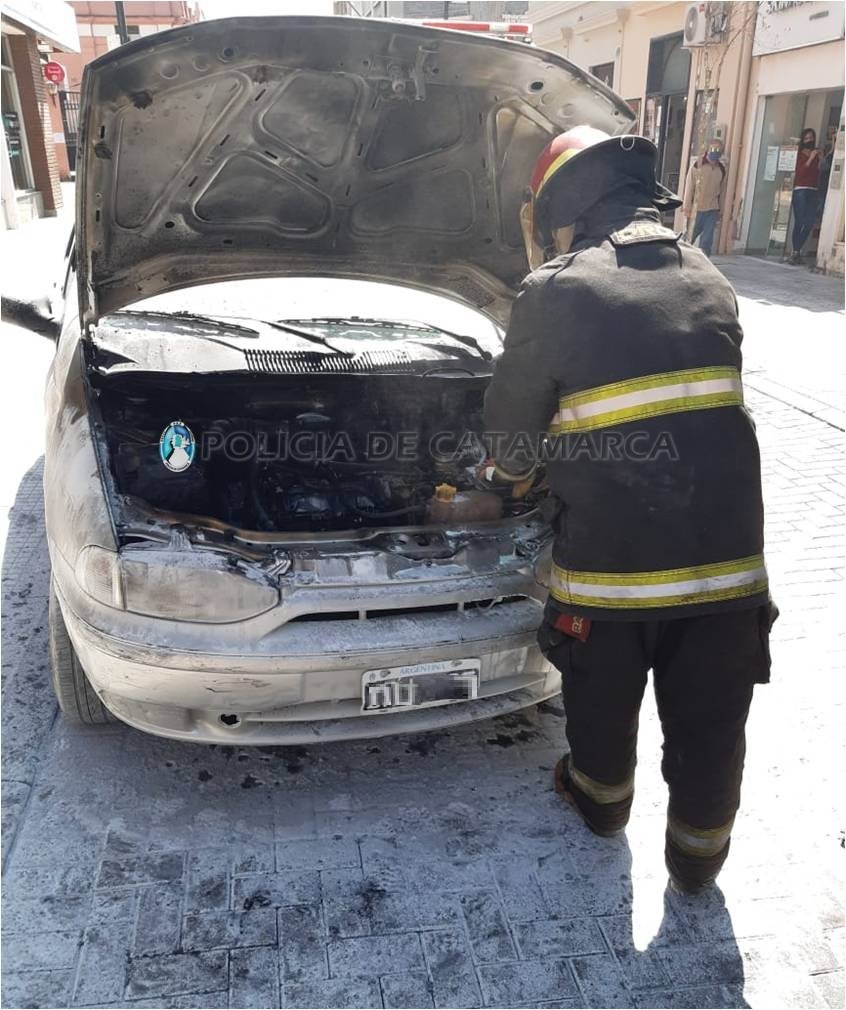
[49,580,115,724]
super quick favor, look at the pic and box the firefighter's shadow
[558,829,750,1007]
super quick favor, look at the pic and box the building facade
[1,0,79,228]
[528,2,753,245]
[527,1,844,273]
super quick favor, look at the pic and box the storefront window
[1,37,33,191]
[746,88,844,260]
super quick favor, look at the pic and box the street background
[0,193,843,1009]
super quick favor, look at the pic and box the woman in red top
[790,128,822,264]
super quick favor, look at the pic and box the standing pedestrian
[790,127,822,264]
[482,126,775,895]
[682,138,726,258]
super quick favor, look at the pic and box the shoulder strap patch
[609,221,680,247]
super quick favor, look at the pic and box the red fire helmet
[520,125,671,270]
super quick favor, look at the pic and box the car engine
[92,368,542,533]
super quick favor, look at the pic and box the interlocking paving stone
[278,904,328,981]
[181,908,276,950]
[229,945,279,1009]
[460,889,517,963]
[72,921,133,1006]
[232,869,321,911]
[380,970,436,1009]
[633,984,739,1008]
[491,859,550,923]
[570,953,635,1007]
[1,929,81,970]
[275,836,361,872]
[611,948,671,992]
[513,917,607,959]
[477,959,580,1006]
[420,928,482,1009]
[184,849,230,913]
[812,969,845,1009]
[656,940,747,986]
[124,950,229,1000]
[82,994,230,1009]
[96,851,185,889]
[134,882,182,955]
[324,876,463,938]
[91,888,140,925]
[282,977,383,1009]
[327,933,425,977]
[1,894,91,935]
[1,968,75,1009]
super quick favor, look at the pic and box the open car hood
[77,16,633,328]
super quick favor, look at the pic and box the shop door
[747,94,808,257]
[747,89,843,260]
[660,92,688,194]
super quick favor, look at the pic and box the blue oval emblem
[160,421,195,472]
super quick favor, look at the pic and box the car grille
[244,348,417,374]
[288,595,529,622]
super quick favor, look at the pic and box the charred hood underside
[77,16,633,328]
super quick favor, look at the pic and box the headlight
[75,546,278,622]
[75,546,125,609]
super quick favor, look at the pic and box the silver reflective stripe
[667,816,734,857]
[549,366,744,434]
[570,765,634,805]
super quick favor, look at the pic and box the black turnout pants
[538,605,773,886]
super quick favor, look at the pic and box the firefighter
[482,125,775,894]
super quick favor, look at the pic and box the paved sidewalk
[1,249,844,1009]
[0,183,75,305]
[714,256,845,430]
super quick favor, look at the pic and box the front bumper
[63,592,557,743]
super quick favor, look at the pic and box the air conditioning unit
[683,3,708,47]
[683,2,727,47]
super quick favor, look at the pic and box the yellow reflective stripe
[538,147,580,193]
[667,816,734,857]
[561,367,740,408]
[558,554,765,587]
[570,765,634,805]
[549,367,744,434]
[549,555,768,609]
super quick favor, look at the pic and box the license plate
[362,658,481,713]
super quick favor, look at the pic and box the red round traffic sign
[44,61,66,84]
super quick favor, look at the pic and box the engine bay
[90,366,543,534]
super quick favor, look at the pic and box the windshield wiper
[118,310,354,355]
[285,316,493,361]
[267,319,354,356]
[118,310,260,337]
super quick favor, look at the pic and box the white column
[816,107,845,275]
[1,126,20,229]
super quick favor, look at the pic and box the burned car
[41,16,632,742]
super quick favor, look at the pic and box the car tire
[49,580,115,725]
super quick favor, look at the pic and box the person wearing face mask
[482,126,774,895]
[790,128,822,264]
[681,138,726,258]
